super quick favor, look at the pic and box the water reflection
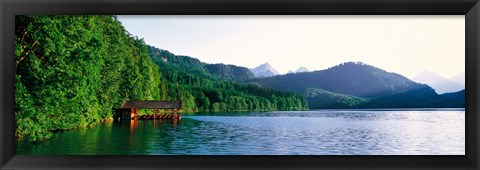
[16,109,465,155]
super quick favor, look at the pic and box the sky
[117,15,465,78]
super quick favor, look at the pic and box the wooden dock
[134,113,181,120]
[114,100,182,120]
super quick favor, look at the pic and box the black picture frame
[1,0,479,170]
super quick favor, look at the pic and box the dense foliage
[205,63,254,82]
[148,46,308,112]
[15,15,163,141]
[15,15,307,142]
[147,46,255,81]
[303,88,370,109]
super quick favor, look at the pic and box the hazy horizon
[117,15,465,78]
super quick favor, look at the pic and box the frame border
[1,0,479,169]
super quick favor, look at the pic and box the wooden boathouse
[115,100,182,120]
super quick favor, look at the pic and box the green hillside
[14,15,307,142]
[303,88,371,109]
[147,46,254,81]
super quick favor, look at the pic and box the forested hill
[147,46,254,81]
[14,15,307,142]
[250,62,428,97]
[441,89,465,104]
[249,62,464,109]
[15,15,159,141]
[147,45,308,112]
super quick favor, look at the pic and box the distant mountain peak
[296,67,311,73]
[418,69,436,75]
[450,72,465,86]
[250,63,279,77]
[413,70,442,81]
[412,70,464,94]
[259,62,274,68]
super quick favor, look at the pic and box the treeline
[15,15,307,142]
[364,87,464,108]
[147,46,255,81]
[149,46,308,112]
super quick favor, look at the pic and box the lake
[16,109,465,155]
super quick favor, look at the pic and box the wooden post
[130,108,135,119]
[173,108,177,120]
[154,108,158,118]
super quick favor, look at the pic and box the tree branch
[20,31,28,44]
[17,40,38,63]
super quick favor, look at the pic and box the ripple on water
[16,109,465,155]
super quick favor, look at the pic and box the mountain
[296,67,311,73]
[287,67,311,74]
[147,46,254,81]
[441,89,465,105]
[250,63,279,77]
[450,72,465,86]
[250,62,427,98]
[412,70,464,94]
[249,62,463,109]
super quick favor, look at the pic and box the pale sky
[117,15,465,78]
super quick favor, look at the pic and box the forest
[14,15,307,142]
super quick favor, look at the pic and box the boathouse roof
[120,100,182,109]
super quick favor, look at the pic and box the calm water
[16,109,465,155]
